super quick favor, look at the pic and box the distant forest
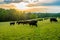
[0,8,60,22]
[36,13,60,18]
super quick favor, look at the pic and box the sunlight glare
[13,2,29,10]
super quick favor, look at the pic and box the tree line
[0,8,60,22]
[0,8,38,22]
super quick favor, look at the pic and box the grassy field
[0,19,60,40]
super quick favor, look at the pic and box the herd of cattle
[10,20,38,27]
[10,18,58,27]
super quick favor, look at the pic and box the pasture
[0,19,60,40]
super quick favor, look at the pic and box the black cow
[16,21,23,25]
[10,21,15,25]
[22,21,28,25]
[50,18,58,22]
[17,21,28,25]
[16,21,27,25]
[28,20,38,27]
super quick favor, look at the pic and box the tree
[26,13,38,19]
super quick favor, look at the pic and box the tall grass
[0,19,60,40]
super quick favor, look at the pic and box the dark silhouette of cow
[29,20,38,27]
[50,18,58,22]
[16,20,38,27]
[16,21,22,25]
[16,21,28,25]
[10,21,15,25]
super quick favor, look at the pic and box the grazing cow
[28,20,38,27]
[50,18,58,22]
[16,21,27,25]
[16,21,23,25]
[10,21,15,25]
[22,21,28,25]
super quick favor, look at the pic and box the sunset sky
[0,0,60,13]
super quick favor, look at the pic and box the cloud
[39,0,60,6]
[25,0,57,4]
[38,0,57,3]
[25,0,57,6]
[0,0,4,2]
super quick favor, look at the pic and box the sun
[12,0,40,10]
[13,2,29,10]
[12,0,45,10]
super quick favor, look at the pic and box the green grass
[0,19,60,40]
